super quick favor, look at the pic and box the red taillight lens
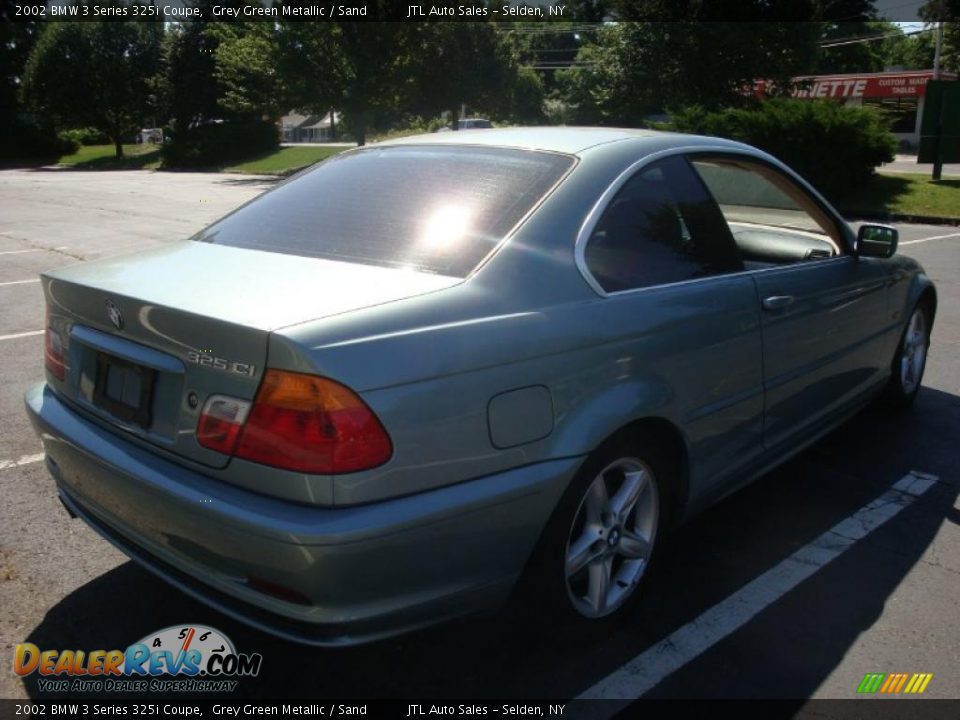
[44,308,66,381]
[200,370,392,474]
[197,395,251,455]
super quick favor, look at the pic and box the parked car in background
[27,127,935,645]
[137,128,163,144]
[458,118,492,129]
[437,117,493,132]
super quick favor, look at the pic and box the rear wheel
[564,456,660,617]
[523,431,670,623]
[884,303,930,408]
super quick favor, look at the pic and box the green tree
[884,27,937,70]
[920,1,960,73]
[0,1,53,158]
[559,21,822,125]
[816,21,895,74]
[275,18,530,143]
[275,21,412,143]
[211,21,285,119]
[274,21,341,119]
[20,11,163,158]
[411,22,521,125]
[161,3,225,131]
[500,20,597,95]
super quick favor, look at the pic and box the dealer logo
[14,624,262,693]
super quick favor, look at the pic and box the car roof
[374,126,750,157]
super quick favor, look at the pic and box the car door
[689,155,890,450]
[579,154,766,500]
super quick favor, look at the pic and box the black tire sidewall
[886,304,930,407]
[523,429,673,625]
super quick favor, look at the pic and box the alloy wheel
[564,457,659,618]
[900,308,928,395]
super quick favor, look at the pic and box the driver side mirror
[856,224,898,258]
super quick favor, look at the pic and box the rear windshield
[193,145,575,277]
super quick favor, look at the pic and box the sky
[875,0,926,22]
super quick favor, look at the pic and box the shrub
[671,99,897,201]
[161,119,278,169]
[0,122,77,162]
[58,127,110,146]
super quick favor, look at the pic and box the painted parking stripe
[901,231,960,245]
[578,470,939,704]
[0,453,45,471]
[0,249,44,256]
[0,330,43,341]
[0,279,40,287]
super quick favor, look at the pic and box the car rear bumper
[25,382,579,646]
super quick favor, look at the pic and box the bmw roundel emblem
[105,299,123,330]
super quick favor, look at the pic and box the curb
[841,211,960,228]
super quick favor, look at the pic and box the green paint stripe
[856,674,875,693]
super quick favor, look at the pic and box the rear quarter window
[193,146,575,278]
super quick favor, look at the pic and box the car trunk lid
[43,242,459,468]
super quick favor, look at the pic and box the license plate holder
[92,352,156,428]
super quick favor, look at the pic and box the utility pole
[932,0,945,180]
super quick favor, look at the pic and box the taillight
[197,370,392,474]
[44,308,66,381]
[197,395,251,455]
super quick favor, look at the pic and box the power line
[820,25,935,47]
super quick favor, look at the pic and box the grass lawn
[222,146,344,174]
[838,173,960,220]
[54,144,344,175]
[56,143,162,170]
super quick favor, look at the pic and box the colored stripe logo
[857,672,933,694]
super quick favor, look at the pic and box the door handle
[762,295,795,311]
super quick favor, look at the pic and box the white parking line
[0,249,43,256]
[0,279,40,287]
[0,453,45,471]
[578,470,938,704]
[0,330,43,341]
[901,231,960,245]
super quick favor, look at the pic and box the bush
[160,119,278,169]
[58,127,109,146]
[0,122,77,162]
[671,99,897,201]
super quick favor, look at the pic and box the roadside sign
[918,80,960,166]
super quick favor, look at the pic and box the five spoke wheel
[564,458,659,618]
[899,307,928,396]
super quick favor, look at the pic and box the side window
[690,157,846,268]
[584,156,742,293]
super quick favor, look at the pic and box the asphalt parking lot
[1,168,958,704]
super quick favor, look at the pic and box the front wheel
[883,303,930,408]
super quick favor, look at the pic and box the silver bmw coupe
[26,128,936,644]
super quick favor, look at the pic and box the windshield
[194,145,575,277]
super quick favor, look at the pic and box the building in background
[280,111,341,143]
[756,70,958,148]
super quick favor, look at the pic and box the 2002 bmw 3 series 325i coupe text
[26,128,936,644]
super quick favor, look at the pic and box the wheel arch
[904,273,937,329]
[612,417,690,528]
[917,284,937,326]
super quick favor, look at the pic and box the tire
[521,430,672,624]
[883,302,931,409]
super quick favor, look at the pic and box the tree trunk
[113,138,123,159]
[356,125,366,147]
